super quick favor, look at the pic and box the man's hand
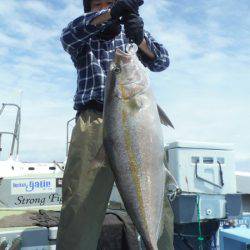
[110,0,144,20]
[98,20,121,40]
[123,13,144,46]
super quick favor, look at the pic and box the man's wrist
[138,38,156,60]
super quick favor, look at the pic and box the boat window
[203,157,214,164]
[191,157,199,163]
[217,157,225,164]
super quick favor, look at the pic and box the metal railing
[0,103,21,159]
[66,117,75,157]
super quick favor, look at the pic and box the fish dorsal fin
[157,105,174,129]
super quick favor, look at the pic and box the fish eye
[113,65,121,74]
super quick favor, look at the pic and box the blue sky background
[0,0,249,171]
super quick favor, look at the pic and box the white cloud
[22,1,53,16]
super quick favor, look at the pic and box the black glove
[123,13,144,45]
[110,0,144,20]
[98,20,121,40]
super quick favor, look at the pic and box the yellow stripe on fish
[121,107,148,233]
[119,84,127,99]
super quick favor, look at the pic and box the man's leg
[157,194,174,250]
[56,109,114,250]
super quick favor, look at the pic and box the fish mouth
[114,44,138,66]
[114,48,132,66]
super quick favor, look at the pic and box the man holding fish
[57,0,176,249]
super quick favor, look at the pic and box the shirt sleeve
[137,30,170,72]
[60,9,110,55]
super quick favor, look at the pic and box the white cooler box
[165,141,237,195]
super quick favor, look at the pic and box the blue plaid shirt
[61,10,170,110]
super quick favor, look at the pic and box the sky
[0,0,249,171]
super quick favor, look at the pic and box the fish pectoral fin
[157,105,174,129]
[130,97,143,110]
[90,145,107,170]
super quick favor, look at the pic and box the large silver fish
[103,45,177,250]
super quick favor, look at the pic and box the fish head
[111,44,149,100]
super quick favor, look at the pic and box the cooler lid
[166,141,234,151]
